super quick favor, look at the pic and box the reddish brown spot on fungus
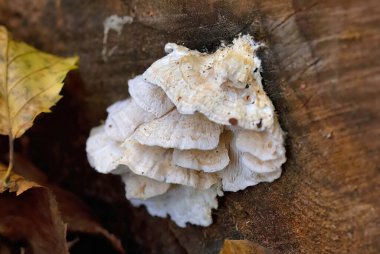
[229,118,238,126]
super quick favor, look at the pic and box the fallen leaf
[219,239,273,254]
[0,165,68,254]
[0,190,68,254]
[0,26,80,253]
[0,26,78,138]
[53,186,125,253]
[12,155,125,253]
[0,163,39,194]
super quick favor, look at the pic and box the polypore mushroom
[133,110,223,150]
[130,184,223,227]
[105,98,155,142]
[86,125,123,174]
[128,75,174,117]
[120,168,171,200]
[236,120,285,161]
[143,35,274,131]
[219,128,284,192]
[118,139,219,188]
[86,35,286,227]
[172,132,230,172]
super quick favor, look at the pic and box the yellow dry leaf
[219,239,272,254]
[0,26,78,138]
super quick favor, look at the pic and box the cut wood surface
[0,0,379,253]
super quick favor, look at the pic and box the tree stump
[0,0,379,253]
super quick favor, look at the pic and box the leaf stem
[1,29,13,186]
[2,134,14,184]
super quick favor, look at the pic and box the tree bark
[0,0,379,253]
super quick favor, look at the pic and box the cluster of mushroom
[86,35,286,227]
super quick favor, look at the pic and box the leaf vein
[11,82,60,133]
[7,59,63,94]
[7,50,39,66]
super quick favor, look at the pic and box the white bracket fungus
[86,35,286,227]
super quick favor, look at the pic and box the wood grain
[0,0,378,253]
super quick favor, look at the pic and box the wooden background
[0,0,379,253]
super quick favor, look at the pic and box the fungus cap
[119,139,219,189]
[128,75,174,117]
[133,110,223,150]
[172,133,230,172]
[130,184,222,227]
[86,125,123,174]
[143,35,274,131]
[121,169,171,200]
[105,98,155,142]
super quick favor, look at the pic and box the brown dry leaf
[0,164,68,254]
[0,26,78,138]
[219,239,273,254]
[53,187,124,253]
[12,155,124,253]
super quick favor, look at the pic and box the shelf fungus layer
[86,35,286,227]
